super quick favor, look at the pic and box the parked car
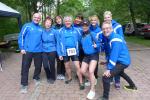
[124,23,146,36]
[141,24,150,39]
[124,23,135,36]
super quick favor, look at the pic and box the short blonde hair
[89,15,100,25]
[103,11,112,17]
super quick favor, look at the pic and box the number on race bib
[67,48,77,56]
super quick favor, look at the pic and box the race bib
[67,48,77,56]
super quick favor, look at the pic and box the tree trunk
[32,1,38,13]
[44,4,46,18]
[128,0,137,35]
[56,0,60,15]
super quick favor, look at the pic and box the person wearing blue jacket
[73,14,84,63]
[100,22,137,100]
[80,19,100,100]
[73,14,83,32]
[42,17,57,84]
[18,13,43,93]
[89,15,102,80]
[103,11,124,89]
[57,16,84,90]
[53,15,65,80]
[104,11,124,38]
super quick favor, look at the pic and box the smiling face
[56,16,62,25]
[104,14,112,23]
[74,17,82,24]
[102,22,113,37]
[44,19,52,29]
[64,16,72,28]
[32,13,41,24]
[91,18,97,26]
[82,25,89,32]
[64,20,72,28]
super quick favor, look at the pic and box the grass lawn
[125,35,150,47]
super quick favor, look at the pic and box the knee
[89,70,94,75]
[81,69,86,74]
[64,64,70,70]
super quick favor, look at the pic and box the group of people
[18,11,137,100]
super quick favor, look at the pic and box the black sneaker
[47,79,55,84]
[124,85,137,91]
[79,83,85,90]
[65,79,72,84]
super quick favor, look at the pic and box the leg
[42,53,51,79]
[48,51,56,80]
[102,63,123,99]
[89,60,97,91]
[57,56,61,75]
[74,61,83,84]
[102,76,112,99]
[21,52,32,86]
[114,75,121,89]
[114,75,120,83]
[64,56,72,80]
[33,53,42,80]
[94,63,98,79]
[120,70,136,87]
[60,60,65,76]
[81,62,89,78]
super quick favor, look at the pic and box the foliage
[0,0,150,39]
[58,0,84,17]
[125,36,150,47]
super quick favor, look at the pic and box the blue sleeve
[107,42,122,70]
[76,28,82,43]
[99,33,105,52]
[116,26,124,38]
[18,24,28,50]
[94,35,100,50]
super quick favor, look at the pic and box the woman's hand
[59,56,63,60]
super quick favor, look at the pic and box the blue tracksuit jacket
[73,24,82,32]
[106,32,130,70]
[57,26,81,56]
[42,28,57,52]
[81,31,100,55]
[103,20,124,61]
[89,24,103,52]
[18,21,43,52]
[112,20,124,38]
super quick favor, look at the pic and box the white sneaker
[20,85,27,94]
[60,75,65,80]
[57,75,61,80]
[110,81,114,85]
[85,81,91,86]
[87,90,95,100]
[34,79,40,87]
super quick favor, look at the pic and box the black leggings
[102,63,136,99]
[57,57,65,76]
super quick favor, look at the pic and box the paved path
[0,43,150,100]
